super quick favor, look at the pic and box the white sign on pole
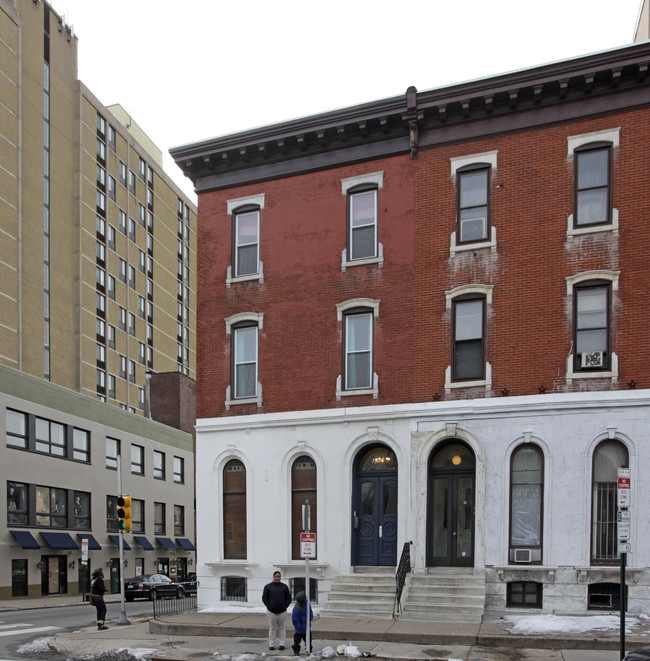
[618,542,632,554]
[617,468,631,508]
[300,532,316,559]
[618,520,630,541]
[81,538,89,565]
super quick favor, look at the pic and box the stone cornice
[171,42,650,193]
[195,389,650,434]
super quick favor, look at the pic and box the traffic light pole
[116,455,130,626]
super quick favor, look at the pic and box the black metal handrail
[393,540,412,618]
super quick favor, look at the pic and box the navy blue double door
[351,445,398,566]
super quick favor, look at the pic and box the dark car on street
[178,572,197,596]
[625,648,650,660]
[124,573,185,601]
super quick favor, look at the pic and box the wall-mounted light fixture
[123,558,128,567]
[36,561,45,570]
[106,560,113,567]
[188,558,193,566]
[69,559,76,569]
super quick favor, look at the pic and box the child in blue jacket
[291,591,313,655]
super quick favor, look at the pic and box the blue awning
[156,536,177,551]
[133,535,155,551]
[108,534,131,550]
[175,538,196,551]
[10,530,40,549]
[40,532,78,550]
[77,534,102,550]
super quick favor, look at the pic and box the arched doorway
[427,441,475,567]
[351,445,398,567]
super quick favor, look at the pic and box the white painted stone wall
[194,390,650,615]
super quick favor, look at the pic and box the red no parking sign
[300,532,316,559]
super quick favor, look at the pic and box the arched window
[592,440,628,564]
[291,456,317,560]
[509,444,543,564]
[223,459,246,559]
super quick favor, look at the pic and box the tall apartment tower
[0,0,197,600]
[1,0,196,409]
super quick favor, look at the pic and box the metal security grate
[592,483,617,561]
[221,576,247,601]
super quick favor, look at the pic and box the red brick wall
[196,156,416,419]
[413,109,650,400]
[196,107,650,419]
[149,372,196,437]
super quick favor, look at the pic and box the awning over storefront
[175,538,196,551]
[40,532,79,550]
[133,535,155,550]
[77,534,102,550]
[10,530,41,549]
[155,536,177,551]
[108,534,131,550]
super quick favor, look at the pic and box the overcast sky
[52,1,643,201]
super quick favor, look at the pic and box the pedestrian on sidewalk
[262,570,292,650]
[291,591,313,656]
[90,567,109,630]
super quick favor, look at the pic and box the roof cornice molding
[171,42,650,193]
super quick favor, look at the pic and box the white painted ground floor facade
[195,390,650,615]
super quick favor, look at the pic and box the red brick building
[173,42,650,617]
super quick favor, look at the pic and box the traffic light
[116,495,132,532]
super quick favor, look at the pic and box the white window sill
[450,226,496,257]
[336,373,379,401]
[341,243,383,272]
[444,363,492,393]
[226,262,264,288]
[565,353,618,384]
[205,560,258,575]
[225,383,263,410]
[566,209,618,239]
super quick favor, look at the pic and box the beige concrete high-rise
[0,0,197,600]
[1,0,196,410]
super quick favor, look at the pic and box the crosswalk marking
[0,626,58,637]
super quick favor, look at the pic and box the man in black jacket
[262,571,292,650]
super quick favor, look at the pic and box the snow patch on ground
[505,613,636,635]
[17,636,53,654]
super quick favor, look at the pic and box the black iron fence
[393,540,412,618]
[152,593,197,618]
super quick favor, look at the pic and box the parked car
[179,572,197,596]
[625,648,650,660]
[124,573,185,601]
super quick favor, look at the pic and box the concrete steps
[400,569,485,622]
[320,572,396,620]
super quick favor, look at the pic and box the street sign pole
[617,468,631,661]
[303,500,311,655]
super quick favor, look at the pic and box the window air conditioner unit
[460,216,486,242]
[514,549,532,563]
[581,351,604,368]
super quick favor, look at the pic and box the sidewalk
[2,594,648,661]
